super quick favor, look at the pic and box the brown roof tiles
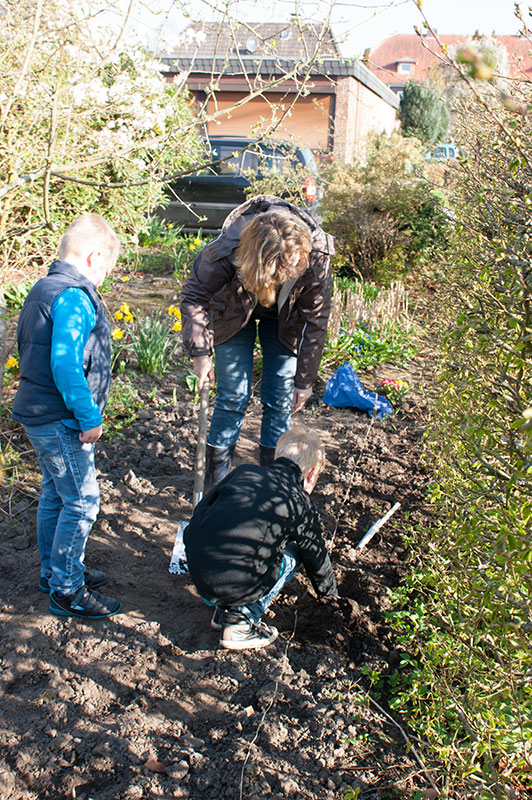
[368,33,532,88]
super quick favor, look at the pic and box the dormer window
[397,58,416,75]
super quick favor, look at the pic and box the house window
[397,62,413,74]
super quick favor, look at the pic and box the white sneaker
[220,619,278,650]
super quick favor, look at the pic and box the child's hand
[79,425,102,443]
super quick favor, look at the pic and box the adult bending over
[180,194,335,488]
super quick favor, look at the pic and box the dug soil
[0,274,437,800]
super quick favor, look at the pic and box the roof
[161,55,399,108]
[160,21,399,108]
[160,21,341,61]
[368,33,532,87]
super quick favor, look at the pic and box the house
[159,21,399,162]
[368,32,532,96]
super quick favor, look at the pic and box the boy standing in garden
[12,213,122,619]
[184,427,338,650]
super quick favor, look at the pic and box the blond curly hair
[234,209,312,307]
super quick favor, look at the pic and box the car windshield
[198,143,243,175]
[198,139,312,176]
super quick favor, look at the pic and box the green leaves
[398,81,450,144]
[322,321,416,373]
[133,310,180,376]
[385,71,532,796]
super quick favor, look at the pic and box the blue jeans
[227,542,300,624]
[208,317,297,449]
[24,421,100,594]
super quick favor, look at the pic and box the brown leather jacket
[180,195,335,389]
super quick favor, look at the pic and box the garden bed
[0,274,437,800]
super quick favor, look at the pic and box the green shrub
[386,68,532,798]
[319,132,448,282]
[322,278,415,372]
[398,81,450,144]
[321,321,415,373]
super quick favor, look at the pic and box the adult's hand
[79,425,102,443]
[292,386,312,413]
[193,355,215,391]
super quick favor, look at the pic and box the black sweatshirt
[184,457,338,607]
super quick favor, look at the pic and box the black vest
[12,260,111,426]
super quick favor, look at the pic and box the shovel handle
[193,382,209,506]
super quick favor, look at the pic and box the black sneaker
[211,607,224,630]
[39,568,106,594]
[220,619,278,650]
[49,585,121,619]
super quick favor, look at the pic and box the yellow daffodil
[189,243,196,251]
[6,356,18,370]
[114,310,124,320]
[172,321,182,332]
[120,303,130,313]
[112,329,124,340]
[168,305,181,318]
[124,313,134,323]
[193,238,201,246]
[121,276,130,283]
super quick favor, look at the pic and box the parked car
[158,135,320,232]
[425,142,459,161]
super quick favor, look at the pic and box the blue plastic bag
[323,361,393,420]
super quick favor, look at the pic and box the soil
[0,273,437,800]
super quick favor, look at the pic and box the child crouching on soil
[12,214,122,620]
[184,427,338,650]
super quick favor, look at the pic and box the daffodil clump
[173,233,208,279]
[114,302,134,324]
[5,356,19,373]
[168,304,182,332]
[111,303,182,376]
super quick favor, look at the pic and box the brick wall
[333,76,398,163]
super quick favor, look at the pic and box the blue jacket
[12,260,111,427]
